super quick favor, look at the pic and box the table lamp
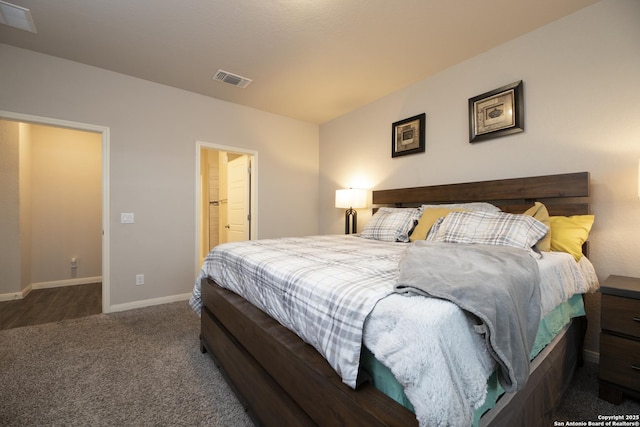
[335,188,367,234]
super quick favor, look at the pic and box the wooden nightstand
[599,275,640,404]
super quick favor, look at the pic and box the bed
[191,172,597,427]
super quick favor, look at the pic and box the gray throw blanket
[395,241,541,392]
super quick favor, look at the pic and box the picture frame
[392,113,425,157]
[468,80,524,143]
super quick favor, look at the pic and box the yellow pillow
[409,208,467,241]
[549,215,595,262]
[523,202,551,252]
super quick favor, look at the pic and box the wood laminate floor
[0,283,102,330]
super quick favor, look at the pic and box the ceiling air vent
[213,69,252,88]
[0,1,37,33]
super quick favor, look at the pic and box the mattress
[190,235,598,426]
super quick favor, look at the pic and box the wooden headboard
[372,172,590,216]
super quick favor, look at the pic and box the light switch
[121,213,135,224]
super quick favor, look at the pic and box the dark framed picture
[468,80,524,143]
[392,113,425,157]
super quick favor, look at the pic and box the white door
[226,155,250,242]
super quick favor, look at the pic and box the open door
[226,155,250,242]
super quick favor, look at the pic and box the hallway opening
[0,110,110,313]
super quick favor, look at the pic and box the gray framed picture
[392,113,425,157]
[469,81,524,143]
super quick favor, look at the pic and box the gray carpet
[554,361,640,422]
[2,300,638,426]
[0,301,253,427]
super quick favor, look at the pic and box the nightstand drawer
[599,333,640,391]
[601,294,640,338]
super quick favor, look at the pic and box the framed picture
[468,80,524,143]
[392,113,425,157]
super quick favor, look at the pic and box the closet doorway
[196,141,257,268]
[0,111,110,317]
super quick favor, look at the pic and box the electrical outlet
[121,213,135,224]
[71,257,78,268]
[135,274,144,286]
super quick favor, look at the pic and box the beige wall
[319,0,640,356]
[0,120,21,296]
[0,43,319,308]
[29,123,102,284]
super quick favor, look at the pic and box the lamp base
[344,208,357,234]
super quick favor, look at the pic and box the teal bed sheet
[359,293,586,426]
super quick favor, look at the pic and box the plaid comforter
[189,235,407,388]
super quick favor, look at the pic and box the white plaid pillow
[360,208,421,242]
[430,210,549,257]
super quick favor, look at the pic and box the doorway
[196,141,256,269]
[0,110,110,313]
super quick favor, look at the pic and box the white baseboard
[0,284,32,302]
[107,292,192,313]
[31,276,102,290]
[1,283,191,315]
[0,277,101,302]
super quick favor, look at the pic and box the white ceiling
[0,0,598,124]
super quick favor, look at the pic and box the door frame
[195,140,257,274]
[0,110,111,313]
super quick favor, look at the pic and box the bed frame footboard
[201,277,418,427]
